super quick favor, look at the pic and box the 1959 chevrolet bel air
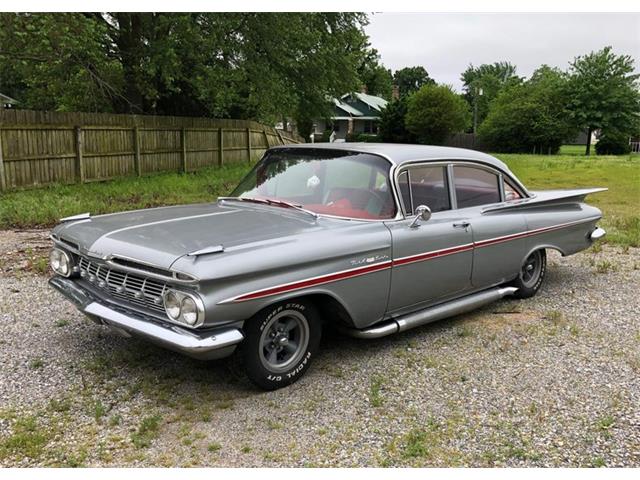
[49,144,606,389]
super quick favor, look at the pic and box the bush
[595,131,632,155]
[378,98,416,143]
[479,66,574,153]
[346,133,379,143]
[405,84,470,145]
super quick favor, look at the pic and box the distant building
[311,91,389,142]
[1,93,18,109]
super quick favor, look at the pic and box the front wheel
[241,300,322,390]
[510,249,547,299]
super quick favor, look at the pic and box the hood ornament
[60,212,91,222]
[187,245,225,256]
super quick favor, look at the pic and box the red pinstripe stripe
[221,218,595,303]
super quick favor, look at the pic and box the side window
[398,170,412,215]
[408,166,451,213]
[504,179,522,201]
[453,166,501,208]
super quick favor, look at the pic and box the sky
[366,13,640,91]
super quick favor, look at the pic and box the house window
[363,121,378,134]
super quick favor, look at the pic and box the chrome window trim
[393,159,530,220]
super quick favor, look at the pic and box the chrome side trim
[341,286,518,339]
[60,212,91,222]
[590,227,606,240]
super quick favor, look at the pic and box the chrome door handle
[453,221,470,229]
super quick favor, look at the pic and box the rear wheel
[241,300,321,390]
[510,249,546,299]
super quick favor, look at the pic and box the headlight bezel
[50,248,73,277]
[162,289,205,328]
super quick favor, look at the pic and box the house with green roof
[312,91,389,142]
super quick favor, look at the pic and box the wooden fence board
[0,109,303,190]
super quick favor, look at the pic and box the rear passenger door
[451,164,528,288]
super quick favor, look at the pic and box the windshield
[230,149,397,220]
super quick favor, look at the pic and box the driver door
[385,165,474,315]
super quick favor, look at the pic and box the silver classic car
[49,144,606,389]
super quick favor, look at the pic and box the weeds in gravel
[207,442,222,452]
[28,358,44,370]
[0,415,51,461]
[131,415,162,449]
[368,376,385,407]
[92,401,107,423]
[591,456,607,467]
[594,260,617,274]
[596,415,616,438]
[54,319,69,327]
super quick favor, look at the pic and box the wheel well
[297,293,355,328]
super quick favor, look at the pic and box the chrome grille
[78,256,167,314]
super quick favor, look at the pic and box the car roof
[271,142,510,172]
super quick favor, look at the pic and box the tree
[460,61,520,132]
[357,46,393,98]
[567,46,640,155]
[378,97,415,143]
[0,13,371,123]
[405,84,470,145]
[478,66,575,154]
[393,66,434,98]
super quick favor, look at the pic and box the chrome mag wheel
[520,250,543,288]
[259,310,310,373]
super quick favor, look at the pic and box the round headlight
[164,291,181,320]
[181,297,198,325]
[50,249,70,276]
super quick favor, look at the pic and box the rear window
[453,166,501,208]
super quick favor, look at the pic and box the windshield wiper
[218,196,319,220]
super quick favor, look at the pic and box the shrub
[346,132,379,142]
[405,84,470,145]
[378,98,416,143]
[595,131,632,155]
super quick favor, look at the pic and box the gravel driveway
[1,229,638,467]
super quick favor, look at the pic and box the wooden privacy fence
[0,109,303,191]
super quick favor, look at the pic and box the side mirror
[409,204,431,228]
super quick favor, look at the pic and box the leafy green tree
[478,66,575,154]
[405,84,470,145]
[461,61,520,131]
[567,46,640,155]
[357,46,393,98]
[0,13,370,123]
[393,66,434,98]
[378,97,415,143]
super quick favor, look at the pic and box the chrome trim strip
[60,212,91,222]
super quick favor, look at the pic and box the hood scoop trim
[187,245,225,257]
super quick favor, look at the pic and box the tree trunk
[114,13,145,113]
[585,127,592,156]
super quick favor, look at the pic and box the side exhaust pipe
[343,286,518,339]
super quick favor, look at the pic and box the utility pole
[473,85,483,135]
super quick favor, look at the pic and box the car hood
[53,202,326,270]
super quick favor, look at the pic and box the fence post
[133,126,141,176]
[263,128,270,148]
[75,126,85,183]
[218,127,224,167]
[0,129,6,191]
[181,127,188,172]
[275,129,285,145]
[246,127,252,163]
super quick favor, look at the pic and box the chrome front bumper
[49,276,243,360]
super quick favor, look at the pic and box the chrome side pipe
[343,286,518,339]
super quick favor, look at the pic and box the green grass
[0,152,637,248]
[496,153,640,248]
[130,415,162,449]
[0,164,249,229]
